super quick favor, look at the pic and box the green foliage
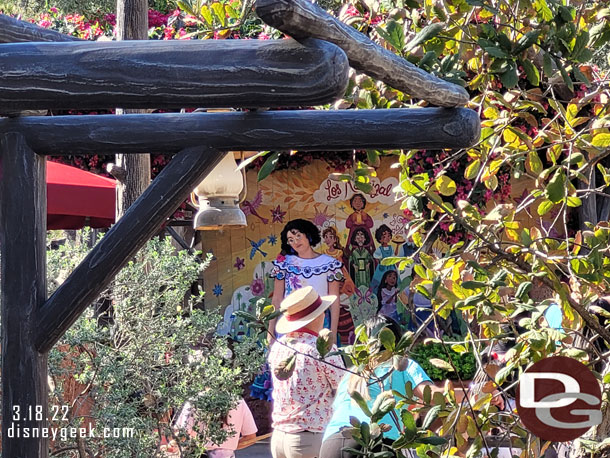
[47,232,264,457]
[410,341,476,381]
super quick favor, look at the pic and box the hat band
[286,296,323,321]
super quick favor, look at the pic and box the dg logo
[516,356,602,441]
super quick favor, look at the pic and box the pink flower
[163,26,174,40]
[345,5,359,16]
[276,254,286,262]
[250,278,264,296]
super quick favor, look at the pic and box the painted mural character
[345,193,375,259]
[322,226,356,346]
[348,228,374,290]
[377,270,399,323]
[370,224,397,291]
[268,219,342,344]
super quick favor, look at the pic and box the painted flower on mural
[234,257,245,271]
[212,284,223,297]
[268,234,277,246]
[312,205,333,228]
[271,205,286,223]
[250,278,265,296]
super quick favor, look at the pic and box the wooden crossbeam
[0,38,349,111]
[34,147,225,353]
[256,0,469,108]
[0,133,49,457]
[0,13,80,43]
[1,108,481,155]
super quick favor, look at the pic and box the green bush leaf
[405,22,445,52]
[500,62,518,88]
[400,409,417,441]
[545,169,566,203]
[521,59,540,86]
[376,19,405,52]
[258,152,280,181]
[379,327,396,351]
[351,391,373,417]
[537,199,554,216]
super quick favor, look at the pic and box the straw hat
[276,286,337,334]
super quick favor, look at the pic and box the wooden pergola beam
[0,38,349,111]
[0,13,80,43]
[255,0,469,108]
[0,108,481,154]
[0,133,49,457]
[35,147,225,353]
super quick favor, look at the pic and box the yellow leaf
[504,221,521,242]
[435,175,457,196]
[592,133,610,148]
[503,128,518,144]
[484,106,499,119]
[464,159,481,180]
[527,151,543,174]
[484,174,498,190]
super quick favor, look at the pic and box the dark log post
[115,0,150,218]
[1,108,481,154]
[255,0,469,107]
[116,0,147,41]
[0,133,49,457]
[0,13,80,43]
[0,39,349,111]
[35,147,225,353]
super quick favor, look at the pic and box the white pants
[271,430,323,458]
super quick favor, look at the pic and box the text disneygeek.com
[8,425,136,441]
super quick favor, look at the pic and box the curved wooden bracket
[255,0,469,107]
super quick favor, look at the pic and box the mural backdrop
[206,156,560,344]
[206,157,415,344]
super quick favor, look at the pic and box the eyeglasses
[287,232,304,245]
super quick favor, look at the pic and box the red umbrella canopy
[47,161,116,230]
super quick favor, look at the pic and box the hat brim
[275,295,336,335]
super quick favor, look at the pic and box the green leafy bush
[47,231,264,457]
[410,341,476,381]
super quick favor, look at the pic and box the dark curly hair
[374,224,392,243]
[349,227,371,247]
[280,219,321,255]
[350,193,367,210]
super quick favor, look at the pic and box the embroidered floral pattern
[270,256,342,280]
[268,332,344,433]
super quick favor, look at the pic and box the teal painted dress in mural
[269,254,343,298]
[370,245,396,291]
[348,247,374,289]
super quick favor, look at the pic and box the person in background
[320,315,433,458]
[268,219,343,344]
[268,286,345,458]
[174,397,257,458]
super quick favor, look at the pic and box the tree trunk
[115,0,149,218]
[578,166,597,230]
